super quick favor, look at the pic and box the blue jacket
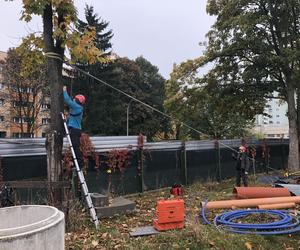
[63,91,83,130]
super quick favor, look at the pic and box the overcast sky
[0,0,215,78]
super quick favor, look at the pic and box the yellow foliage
[66,26,108,64]
[19,0,107,66]
[16,34,44,77]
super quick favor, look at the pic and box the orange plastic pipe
[233,187,291,199]
[257,203,295,209]
[202,196,300,210]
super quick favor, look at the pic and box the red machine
[170,184,183,197]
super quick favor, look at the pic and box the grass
[65,175,300,250]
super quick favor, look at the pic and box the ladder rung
[61,112,99,229]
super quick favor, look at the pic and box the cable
[43,52,250,155]
[65,63,207,136]
[201,201,300,235]
[64,61,244,154]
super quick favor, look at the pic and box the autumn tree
[1,48,47,137]
[203,0,300,171]
[164,59,259,139]
[12,0,104,203]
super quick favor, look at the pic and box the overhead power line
[64,61,240,153]
[43,52,241,153]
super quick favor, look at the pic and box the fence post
[0,157,3,183]
[280,137,286,171]
[214,140,221,181]
[137,134,144,193]
[181,141,188,185]
[262,139,269,174]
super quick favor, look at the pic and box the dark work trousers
[69,127,84,169]
[236,168,248,187]
[69,127,83,199]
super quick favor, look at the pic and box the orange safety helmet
[74,94,85,105]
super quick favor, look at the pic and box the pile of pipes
[205,186,298,210]
[201,186,300,234]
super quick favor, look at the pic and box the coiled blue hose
[201,201,300,235]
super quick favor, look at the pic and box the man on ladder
[62,86,99,228]
[63,85,85,196]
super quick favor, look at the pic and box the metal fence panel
[0,137,289,196]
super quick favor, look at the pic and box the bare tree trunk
[287,84,299,172]
[43,4,64,205]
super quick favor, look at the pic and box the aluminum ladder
[61,112,99,229]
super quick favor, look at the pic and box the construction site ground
[65,174,300,250]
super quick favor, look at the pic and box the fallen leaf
[245,242,252,250]
[208,240,215,247]
[91,240,99,247]
[101,233,108,239]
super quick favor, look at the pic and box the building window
[267,134,275,137]
[12,133,34,138]
[13,117,22,123]
[0,116,4,122]
[0,99,4,106]
[42,118,50,125]
[276,115,280,118]
[11,86,33,93]
[269,121,273,124]
[0,83,4,89]
[20,87,33,93]
[23,117,33,123]
[276,121,280,124]
[0,131,6,138]
[13,101,31,107]
[41,103,50,110]
[42,133,46,138]
[13,117,33,123]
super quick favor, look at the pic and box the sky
[0,0,215,78]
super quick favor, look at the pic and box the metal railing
[0,136,288,157]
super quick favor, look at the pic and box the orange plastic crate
[153,199,185,231]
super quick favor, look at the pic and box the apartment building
[0,51,50,138]
[253,92,289,138]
